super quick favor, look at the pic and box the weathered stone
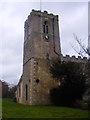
[17,9,88,105]
[17,9,61,105]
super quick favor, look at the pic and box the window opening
[19,85,21,97]
[43,21,48,34]
[46,53,49,64]
[26,84,28,100]
[43,25,45,33]
[36,79,40,84]
[46,25,48,33]
[44,21,47,25]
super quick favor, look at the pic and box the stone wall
[17,9,61,105]
[61,54,87,63]
[17,9,89,105]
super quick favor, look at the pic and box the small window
[46,25,48,33]
[44,21,47,25]
[19,85,21,97]
[36,79,40,84]
[46,53,49,64]
[43,21,48,34]
[43,25,45,33]
[26,84,28,100]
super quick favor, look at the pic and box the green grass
[2,99,89,118]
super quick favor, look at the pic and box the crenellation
[44,10,48,14]
[72,55,75,58]
[83,57,87,60]
[28,9,58,20]
[61,54,88,63]
[78,56,81,58]
[50,13,53,16]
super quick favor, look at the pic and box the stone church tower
[17,9,61,105]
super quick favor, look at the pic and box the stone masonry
[17,9,61,105]
[17,9,88,105]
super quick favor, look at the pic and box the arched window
[43,21,48,34]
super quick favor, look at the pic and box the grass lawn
[2,99,89,118]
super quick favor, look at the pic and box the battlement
[61,54,88,63]
[25,9,58,25]
[31,9,58,18]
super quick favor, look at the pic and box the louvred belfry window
[43,21,48,34]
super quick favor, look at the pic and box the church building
[17,9,61,105]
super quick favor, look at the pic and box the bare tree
[71,33,90,58]
[71,34,90,108]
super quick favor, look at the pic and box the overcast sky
[0,1,88,85]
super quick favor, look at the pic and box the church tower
[17,9,61,105]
